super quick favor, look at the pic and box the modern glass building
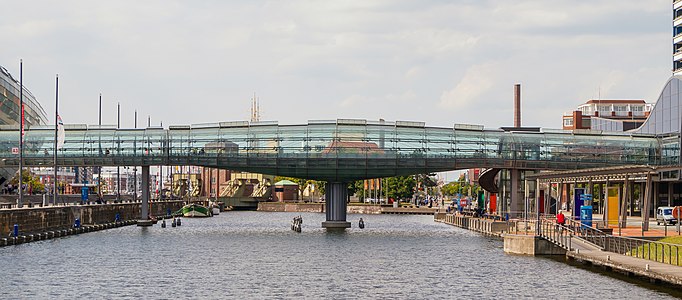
[674,0,682,74]
[0,65,48,184]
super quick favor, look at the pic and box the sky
[0,0,674,130]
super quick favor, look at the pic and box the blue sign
[580,194,593,201]
[81,180,89,203]
[580,205,593,229]
[573,188,585,220]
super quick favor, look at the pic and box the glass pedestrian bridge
[0,119,676,182]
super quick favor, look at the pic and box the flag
[57,115,65,149]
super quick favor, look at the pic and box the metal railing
[540,217,682,266]
[538,218,573,250]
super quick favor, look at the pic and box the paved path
[567,249,682,286]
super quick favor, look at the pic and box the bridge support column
[137,166,152,226]
[510,169,522,218]
[322,182,351,229]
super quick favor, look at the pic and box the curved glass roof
[0,120,672,181]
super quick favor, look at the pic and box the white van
[656,206,677,225]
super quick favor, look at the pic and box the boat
[178,203,211,217]
[211,204,220,216]
[209,201,221,215]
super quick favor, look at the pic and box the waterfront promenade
[435,212,682,288]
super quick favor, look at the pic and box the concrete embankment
[434,213,682,288]
[0,200,184,246]
[258,202,437,215]
[567,249,682,287]
[434,213,508,237]
[435,213,566,255]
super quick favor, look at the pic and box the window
[597,105,610,112]
[563,118,573,127]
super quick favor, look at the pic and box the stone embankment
[0,200,184,247]
[434,213,509,236]
[435,213,682,288]
[258,202,437,215]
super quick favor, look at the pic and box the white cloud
[439,63,497,109]
[0,0,673,130]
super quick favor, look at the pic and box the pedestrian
[556,210,566,233]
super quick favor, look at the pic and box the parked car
[656,206,677,225]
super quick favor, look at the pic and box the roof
[274,180,299,186]
[584,99,646,104]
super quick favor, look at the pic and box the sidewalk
[567,248,682,286]
[582,214,682,237]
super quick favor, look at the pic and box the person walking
[556,210,566,234]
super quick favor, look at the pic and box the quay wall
[503,235,566,256]
[435,213,508,236]
[258,202,436,215]
[0,200,184,237]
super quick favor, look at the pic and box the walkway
[0,119,666,182]
[567,249,682,286]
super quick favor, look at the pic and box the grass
[627,235,682,265]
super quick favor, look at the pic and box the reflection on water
[0,211,679,299]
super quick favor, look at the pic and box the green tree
[11,169,46,194]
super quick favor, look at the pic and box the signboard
[673,206,682,219]
[607,187,620,226]
[573,188,585,220]
[11,147,18,155]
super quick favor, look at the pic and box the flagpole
[18,60,23,208]
[53,74,58,206]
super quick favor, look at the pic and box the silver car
[656,206,677,225]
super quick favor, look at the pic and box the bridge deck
[0,120,675,181]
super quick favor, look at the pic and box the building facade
[562,99,652,131]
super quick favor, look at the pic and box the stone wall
[503,235,566,256]
[258,202,324,213]
[0,200,184,237]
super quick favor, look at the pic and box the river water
[1,211,680,299]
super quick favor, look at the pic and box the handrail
[540,216,681,267]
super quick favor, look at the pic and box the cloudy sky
[0,0,674,129]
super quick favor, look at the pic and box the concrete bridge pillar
[322,182,351,229]
[137,166,152,226]
[510,169,522,218]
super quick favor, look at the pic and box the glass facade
[0,120,664,182]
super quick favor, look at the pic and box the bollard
[177,218,181,226]
[161,220,166,228]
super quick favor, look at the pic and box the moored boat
[209,201,221,215]
[178,203,211,217]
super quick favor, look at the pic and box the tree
[10,169,46,194]
[382,176,416,200]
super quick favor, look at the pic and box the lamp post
[53,74,58,206]
[18,60,24,208]
[133,110,137,202]
[97,93,102,200]
[117,102,120,202]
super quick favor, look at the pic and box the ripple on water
[0,211,679,299]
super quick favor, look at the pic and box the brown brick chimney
[514,84,521,127]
